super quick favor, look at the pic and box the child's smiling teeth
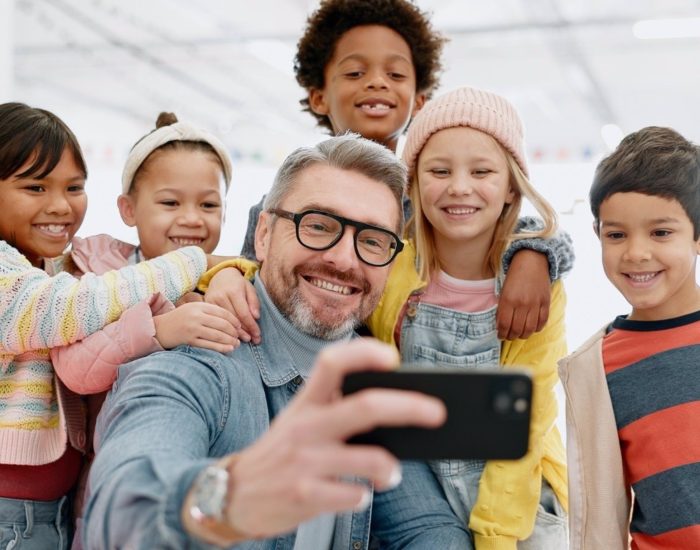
[37,224,68,234]
[309,277,352,295]
[627,272,658,282]
[445,207,477,215]
[170,237,204,246]
[361,103,390,113]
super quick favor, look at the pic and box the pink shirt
[421,271,498,313]
[395,271,498,346]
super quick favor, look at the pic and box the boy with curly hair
[296,0,445,152]
[240,0,445,260]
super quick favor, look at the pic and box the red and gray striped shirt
[603,310,700,549]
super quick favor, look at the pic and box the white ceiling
[9,0,700,167]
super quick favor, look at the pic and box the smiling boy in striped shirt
[559,126,700,550]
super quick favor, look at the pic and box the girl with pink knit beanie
[366,86,569,550]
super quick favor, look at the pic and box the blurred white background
[2,0,700,352]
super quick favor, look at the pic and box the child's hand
[205,267,262,345]
[154,302,241,353]
[497,249,551,340]
[175,291,204,306]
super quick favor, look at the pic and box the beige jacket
[558,327,632,550]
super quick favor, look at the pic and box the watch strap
[186,455,249,546]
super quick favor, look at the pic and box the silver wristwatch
[190,464,230,523]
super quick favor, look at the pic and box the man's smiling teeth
[37,224,67,234]
[170,237,203,246]
[309,278,352,295]
[445,207,477,215]
[627,272,658,282]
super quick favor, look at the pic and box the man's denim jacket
[84,279,469,549]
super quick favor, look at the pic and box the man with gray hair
[84,134,470,549]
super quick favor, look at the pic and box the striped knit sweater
[0,240,207,465]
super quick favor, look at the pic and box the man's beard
[265,261,381,340]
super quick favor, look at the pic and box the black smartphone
[341,367,532,460]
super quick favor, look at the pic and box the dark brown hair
[590,126,700,238]
[295,0,446,132]
[0,102,87,180]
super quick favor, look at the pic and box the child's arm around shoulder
[502,217,575,281]
[51,293,240,394]
[0,240,206,355]
[50,293,172,393]
[497,217,574,340]
[52,236,242,393]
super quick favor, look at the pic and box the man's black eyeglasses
[268,208,404,267]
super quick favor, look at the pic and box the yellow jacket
[367,241,568,550]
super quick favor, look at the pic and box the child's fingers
[192,324,240,347]
[245,283,261,320]
[195,302,242,331]
[204,291,239,321]
[507,307,528,340]
[192,336,238,353]
[204,290,258,342]
[176,291,203,306]
[496,305,514,340]
[244,284,262,343]
[197,312,243,340]
[230,294,260,344]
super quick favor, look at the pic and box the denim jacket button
[292,375,303,386]
[352,541,362,550]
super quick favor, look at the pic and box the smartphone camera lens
[493,392,512,414]
[511,378,529,397]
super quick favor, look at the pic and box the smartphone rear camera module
[510,378,530,397]
[493,392,513,414]
[513,398,529,413]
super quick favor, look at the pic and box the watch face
[193,465,230,520]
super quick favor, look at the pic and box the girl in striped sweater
[0,102,239,549]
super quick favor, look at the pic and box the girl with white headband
[51,111,240,393]
[117,111,233,260]
[46,112,247,548]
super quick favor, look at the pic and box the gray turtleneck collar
[253,276,355,380]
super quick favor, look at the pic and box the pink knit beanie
[402,86,528,178]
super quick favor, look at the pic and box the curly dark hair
[295,0,446,132]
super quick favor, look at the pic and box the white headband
[121,121,233,194]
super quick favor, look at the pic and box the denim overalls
[400,292,567,549]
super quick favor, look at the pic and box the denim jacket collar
[252,277,353,387]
